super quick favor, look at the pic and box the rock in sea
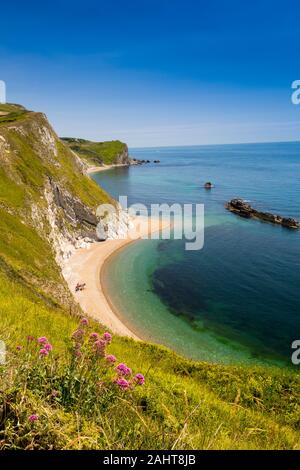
[225,198,300,229]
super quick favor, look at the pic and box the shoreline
[63,216,169,338]
[86,160,143,174]
[86,163,130,174]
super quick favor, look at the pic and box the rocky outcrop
[130,158,151,165]
[45,178,133,265]
[225,199,300,229]
[49,178,98,230]
[115,145,129,165]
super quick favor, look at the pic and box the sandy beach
[86,163,130,174]
[63,216,169,338]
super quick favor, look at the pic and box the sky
[1,0,300,147]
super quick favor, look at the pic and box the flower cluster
[21,317,145,429]
[17,335,53,357]
[115,378,130,390]
[105,354,116,364]
[113,363,145,390]
[94,339,106,357]
[103,332,112,343]
[69,319,145,390]
[37,336,53,357]
[135,373,145,385]
[72,319,115,360]
[115,363,132,376]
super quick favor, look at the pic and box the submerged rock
[225,198,300,229]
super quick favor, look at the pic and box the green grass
[0,107,299,450]
[0,104,28,125]
[0,167,26,208]
[1,305,299,449]
[0,209,61,286]
[0,255,299,449]
[0,112,112,210]
[61,137,128,166]
[54,141,112,207]
[0,272,78,353]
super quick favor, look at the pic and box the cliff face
[61,137,129,167]
[0,105,129,308]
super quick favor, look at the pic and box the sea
[92,142,300,366]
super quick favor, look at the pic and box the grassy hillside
[0,106,112,306]
[0,106,299,450]
[0,103,28,125]
[61,137,129,166]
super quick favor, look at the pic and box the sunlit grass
[62,137,128,166]
[0,108,299,449]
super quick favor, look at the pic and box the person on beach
[75,282,86,292]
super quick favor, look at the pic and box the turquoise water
[93,142,300,366]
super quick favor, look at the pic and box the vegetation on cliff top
[61,137,129,166]
[0,103,28,125]
[0,106,299,450]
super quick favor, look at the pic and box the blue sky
[1,0,300,146]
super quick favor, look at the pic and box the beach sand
[63,216,169,338]
[86,163,130,174]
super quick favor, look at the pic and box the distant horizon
[12,100,300,149]
[129,139,300,150]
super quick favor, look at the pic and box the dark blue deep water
[93,142,300,365]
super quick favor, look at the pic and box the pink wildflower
[135,373,145,385]
[103,332,112,343]
[39,348,48,357]
[37,336,48,344]
[115,363,132,376]
[115,378,130,390]
[27,335,34,342]
[94,339,106,356]
[74,349,82,358]
[105,354,116,364]
[28,414,39,422]
[16,345,22,351]
[44,343,52,352]
[89,332,99,341]
[80,317,89,326]
[71,329,84,341]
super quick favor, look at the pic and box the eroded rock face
[115,145,129,165]
[49,177,98,229]
[46,177,132,265]
[225,198,300,229]
[44,178,106,265]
